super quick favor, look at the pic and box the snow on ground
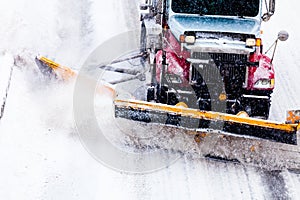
[0,78,135,199]
[0,0,300,199]
[0,0,134,199]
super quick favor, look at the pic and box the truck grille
[192,52,248,64]
[190,52,247,97]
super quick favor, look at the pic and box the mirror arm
[270,39,278,64]
[269,0,275,14]
[262,0,275,21]
[266,31,289,64]
[262,13,272,21]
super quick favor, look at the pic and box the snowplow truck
[140,0,279,119]
[35,0,299,145]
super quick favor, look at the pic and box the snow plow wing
[35,56,76,80]
[35,56,299,145]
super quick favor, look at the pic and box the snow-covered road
[0,0,300,199]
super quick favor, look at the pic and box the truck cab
[141,0,277,119]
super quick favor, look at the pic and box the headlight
[185,36,196,44]
[246,38,256,46]
[179,34,196,44]
[246,38,262,47]
[254,79,275,89]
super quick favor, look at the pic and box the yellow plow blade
[35,56,76,80]
[114,99,298,145]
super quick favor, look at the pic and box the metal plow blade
[35,55,298,145]
[35,56,116,98]
[35,56,76,80]
[35,55,300,169]
[114,99,298,145]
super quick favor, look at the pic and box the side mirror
[266,30,289,63]
[262,0,275,22]
[277,30,289,42]
[269,0,275,14]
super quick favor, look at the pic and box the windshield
[171,0,260,17]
